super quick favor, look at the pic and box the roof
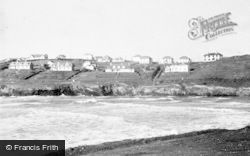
[204,53,223,56]
[133,55,141,57]
[163,56,173,59]
[51,62,73,67]
[10,61,32,65]
[103,55,112,59]
[84,53,93,56]
[179,56,190,59]
[57,55,66,57]
[31,54,47,58]
[141,56,152,59]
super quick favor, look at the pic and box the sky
[0,0,250,61]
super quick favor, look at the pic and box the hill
[0,55,250,88]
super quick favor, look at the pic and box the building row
[22,52,223,63]
[8,61,96,71]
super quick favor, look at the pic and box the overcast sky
[0,0,250,61]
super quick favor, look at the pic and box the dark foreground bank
[1,83,250,97]
[65,126,250,156]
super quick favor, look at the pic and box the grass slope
[66,126,250,156]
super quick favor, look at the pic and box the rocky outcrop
[1,83,250,97]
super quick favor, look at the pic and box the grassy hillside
[0,55,250,87]
[157,55,250,87]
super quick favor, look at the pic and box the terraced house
[9,61,34,70]
[165,64,189,73]
[50,62,74,71]
[204,52,223,62]
[105,62,134,73]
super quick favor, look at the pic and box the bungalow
[50,62,73,71]
[9,61,34,70]
[27,54,48,60]
[165,64,189,72]
[82,61,96,71]
[83,53,94,60]
[160,56,174,64]
[204,53,223,62]
[105,62,134,73]
[178,56,191,64]
[112,57,125,62]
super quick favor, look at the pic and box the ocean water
[0,96,250,148]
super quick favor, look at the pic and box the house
[178,56,191,64]
[132,55,142,62]
[160,56,174,64]
[139,56,152,64]
[132,55,152,64]
[50,62,73,71]
[27,54,48,60]
[9,61,34,70]
[165,64,189,72]
[56,55,66,59]
[47,61,54,68]
[83,53,94,60]
[112,57,125,62]
[96,56,112,62]
[105,62,134,72]
[204,53,223,62]
[82,61,96,71]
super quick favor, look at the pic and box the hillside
[0,55,250,89]
[158,55,250,87]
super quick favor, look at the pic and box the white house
[50,62,73,71]
[82,61,96,71]
[112,57,125,62]
[165,64,189,72]
[160,56,174,64]
[204,53,223,62]
[132,55,141,62]
[27,54,48,60]
[9,61,33,70]
[178,56,191,64]
[83,53,94,60]
[105,62,134,73]
[139,56,152,64]
[132,55,152,64]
